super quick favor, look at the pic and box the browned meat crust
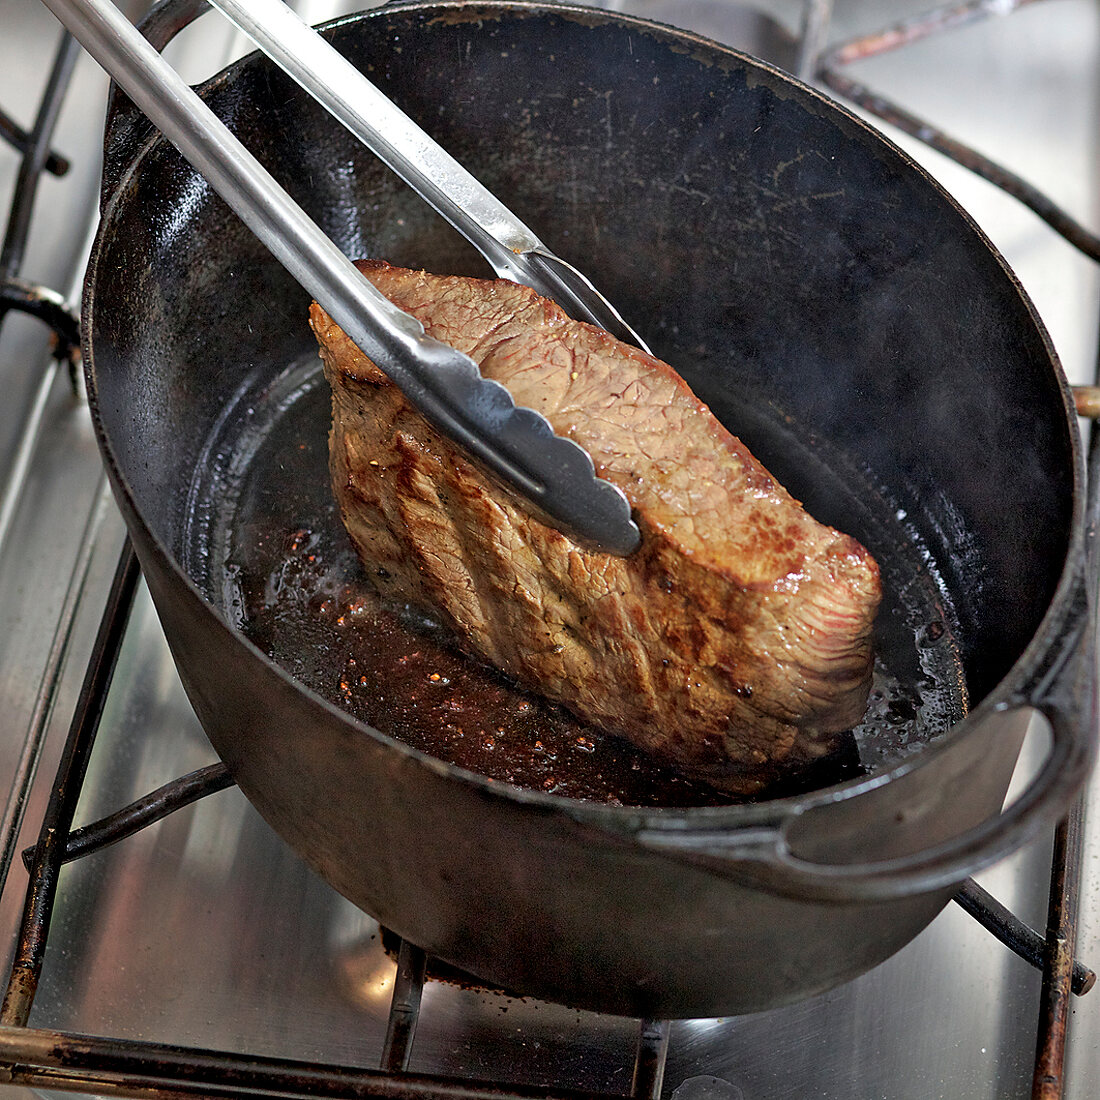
[310,261,881,793]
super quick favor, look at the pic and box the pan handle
[625,620,1096,905]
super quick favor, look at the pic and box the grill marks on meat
[310,261,881,794]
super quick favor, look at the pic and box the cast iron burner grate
[0,4,1097,1098]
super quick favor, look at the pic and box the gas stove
[0,2,1097,1097]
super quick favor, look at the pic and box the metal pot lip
[83,0,1088,832]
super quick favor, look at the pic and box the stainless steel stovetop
[1,1,1098,1097]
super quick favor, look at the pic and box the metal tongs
[42,0,643,555]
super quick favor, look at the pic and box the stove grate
[814,0,1100,263]
[0,28,81,378]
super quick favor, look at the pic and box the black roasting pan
[82,0,1096,1017]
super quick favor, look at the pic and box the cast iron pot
[83,0,1096,1018]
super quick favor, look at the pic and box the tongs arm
[40,0,640,555]
[208,0,652,354]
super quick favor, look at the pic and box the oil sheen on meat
[309,261,882,794]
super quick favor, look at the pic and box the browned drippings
[233,522,736,806]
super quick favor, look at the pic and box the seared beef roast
[310,261,881,793]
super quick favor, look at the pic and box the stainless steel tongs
[42,0,643,555]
